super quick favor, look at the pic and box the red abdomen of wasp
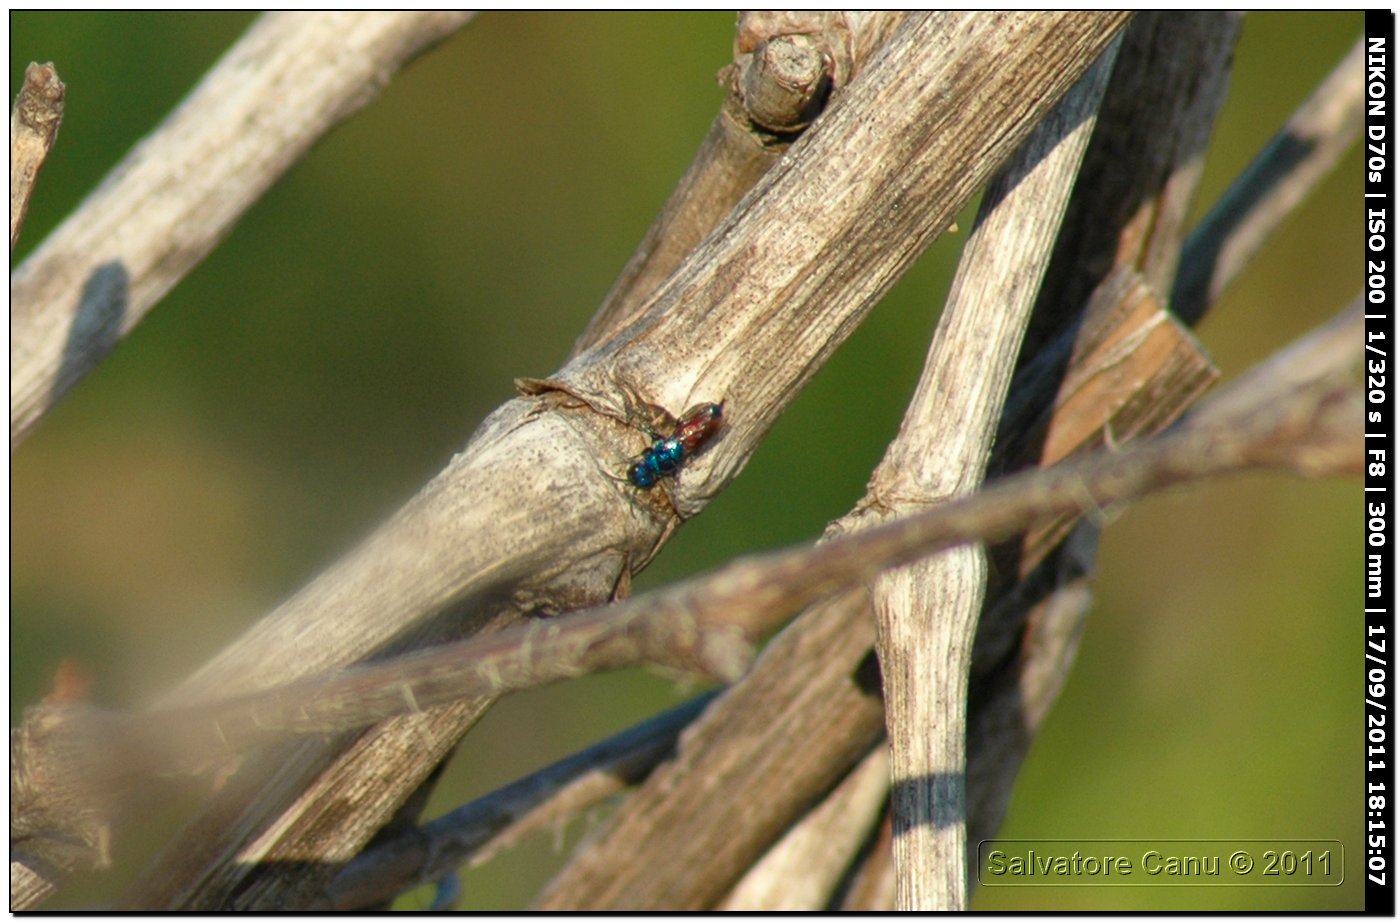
[673,402,723,454]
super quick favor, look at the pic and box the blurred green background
[10,12,1362,910]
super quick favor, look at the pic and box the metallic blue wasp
[628,402,723,489]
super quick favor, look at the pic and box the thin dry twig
[1174,35,1364,325]
[188,359,1362,734]
[10,61,65,252]
[718,745,891,911]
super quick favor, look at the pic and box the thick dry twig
[358,17,904,891]
[530,14,1132,517]
[10,61,65,252]
[858,36,1118,911]
[9,12,474,448]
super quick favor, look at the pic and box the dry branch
[1175,35,1364,325]
[858,40,1118,910]
[16,297,1355,809]
[530,13,1133,509]
[9,12,474,448]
